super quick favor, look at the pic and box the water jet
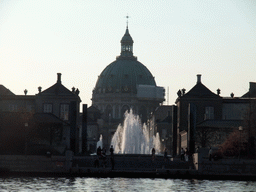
[110,110,161,154]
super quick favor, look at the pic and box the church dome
[94,59,156,94]
[94,27,156,94]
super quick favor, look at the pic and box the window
[60,104,69,120]
[26,105,34,112]
[9,104,18,112]
[43,104,52,113]
[205,107,214,120]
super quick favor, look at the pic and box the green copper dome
[94,27,156,94]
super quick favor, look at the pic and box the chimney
[57,73,62,83]
[38,86,42,93]
[197,74,202,84]
[75,88,80,95]
[72,87,75,93]
[182,88,186,95]
[217,88,221,95]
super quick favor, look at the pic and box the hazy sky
[1,0,256,108]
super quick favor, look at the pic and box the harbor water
[0,177,256,191]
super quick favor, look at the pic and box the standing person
[164,148,168,161]
[101,147,107,168]
[152,147,156,160]
[109,145,115,170]
[96,146,102,167]
[185,148,189,162]
[209,147,213,161]
[97,146,102,157]
[102,147,106,157]
[110,145,114,156]
[180,148,185,161]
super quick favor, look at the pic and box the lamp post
[239,126,243,160]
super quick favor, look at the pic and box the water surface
[0,177,256,191]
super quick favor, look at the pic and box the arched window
[105,105,113,120]
[121,105,130,117]
[130,105,137,114]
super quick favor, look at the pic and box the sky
[0,0,256,108]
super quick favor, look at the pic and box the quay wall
[1,152,256,179]
[193,153,256,176]
[0,155,68,173]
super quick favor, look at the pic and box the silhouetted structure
[0,73,81,155]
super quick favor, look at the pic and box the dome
[94,59,156,94]
[93,27,156,94]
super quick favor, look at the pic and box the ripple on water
[0,177,256,191]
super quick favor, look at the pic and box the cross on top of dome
[126,14,129,28]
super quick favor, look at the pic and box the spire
[120,16,134,57]
[126,14,129,29]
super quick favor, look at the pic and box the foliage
[218,129,246,157]
[219,99,256,158]
[195,127,229,148]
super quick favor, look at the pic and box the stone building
[175,74,255,155]
[176,74,222,153]
[0,73,81,155]
[91,26,165,148]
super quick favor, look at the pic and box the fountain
[110,110,161,154]
[96,134,103,149]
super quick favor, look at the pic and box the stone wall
[0,155,67,173]
[193,152,256,175]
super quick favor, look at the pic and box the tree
[195,127,230,148]
[195,127,213,148]
[218,129,246,157]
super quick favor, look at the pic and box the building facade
[91,26,165,148]
[0,73,81,155]
[175,74,256,156]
